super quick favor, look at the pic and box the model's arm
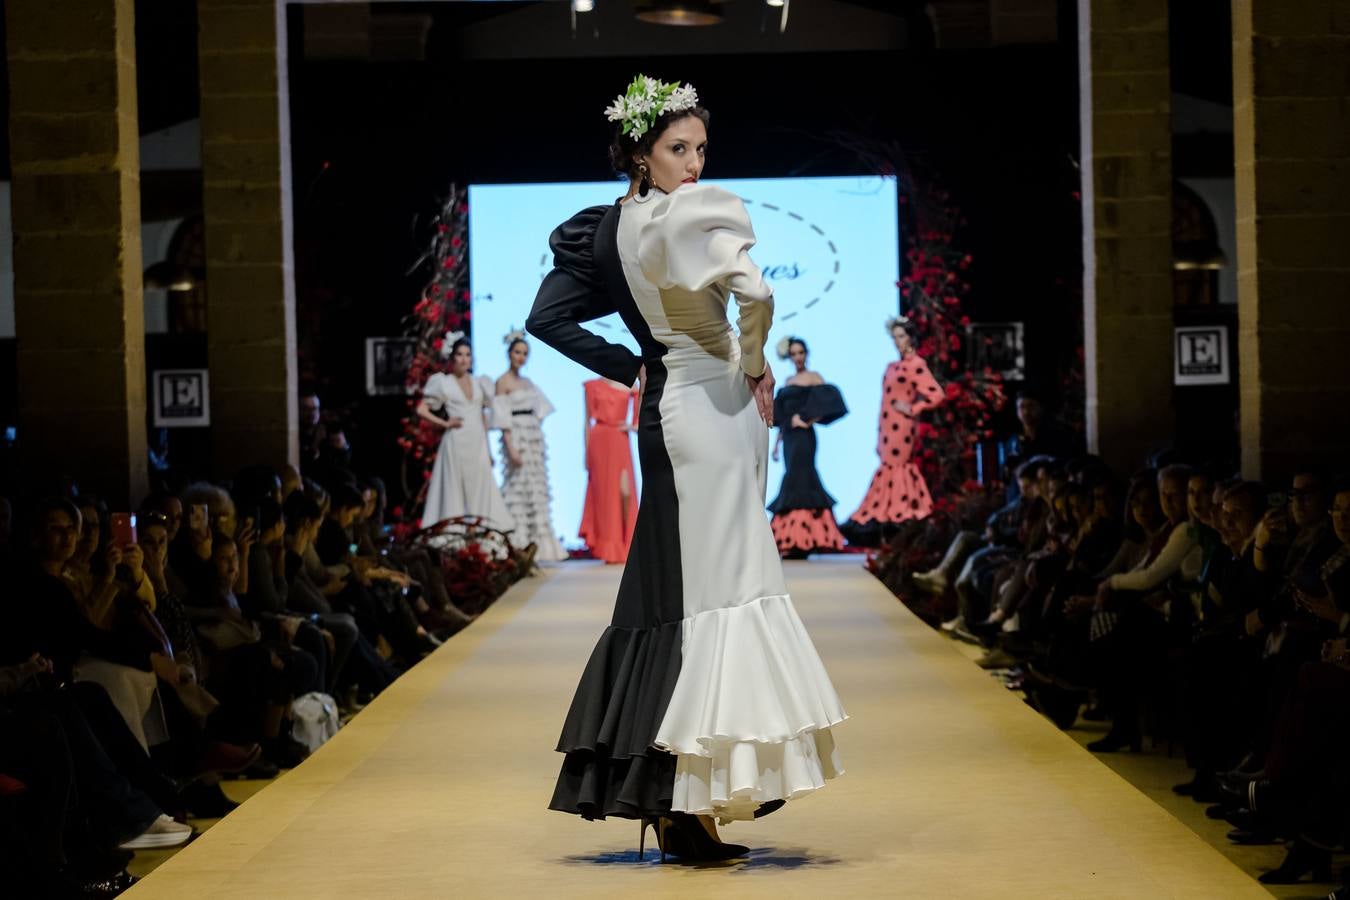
[416,398,456,430]
[908,361,945,415]
[526,208,642,385]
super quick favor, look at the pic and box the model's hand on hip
[747,366,775,427]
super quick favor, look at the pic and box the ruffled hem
[771,509,846,555]
[654,594,847,816]
[848,461,934,524]
[672,726,843,822]
[550,747,676,821]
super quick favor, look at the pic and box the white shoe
[940,615,965,633]
[119,814,193,850]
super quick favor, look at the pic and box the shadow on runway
[561,845,845,870]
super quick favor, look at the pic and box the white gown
[531,183,846,823]
[419,372,515,534]
[494,380,567,561]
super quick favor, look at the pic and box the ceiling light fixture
[572,0,594,11]
[634,0,724,26]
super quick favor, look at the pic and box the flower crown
[439,330,466,359]
[502,327,526,346]
[775,335,803,360]
[604,74,699,142]
[885,315,912,334]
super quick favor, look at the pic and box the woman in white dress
[416,337,514,533]
[527,75,846,862]
[494,330,567,561]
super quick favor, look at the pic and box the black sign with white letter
[366,337,417,396]
[1174,326,1229,386]
[153,369,210,427]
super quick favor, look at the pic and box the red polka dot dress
[848,354,944,525]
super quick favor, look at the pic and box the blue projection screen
[469,176,899,551]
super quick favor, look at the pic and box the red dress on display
[579,378,639,563]
[848,354,945,525]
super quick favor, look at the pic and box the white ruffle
[654,594,847,820]
[672,727,843,822]
[495,387,567,562]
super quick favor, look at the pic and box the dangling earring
[638,163,651,198]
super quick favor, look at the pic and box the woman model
[527,74,846,861]
[415,337,514,534]
[579,377,639,563]
[846,316,945,532]
[495,330,567,561]
[768,337,848,558]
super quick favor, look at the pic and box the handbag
[291,691,340,752]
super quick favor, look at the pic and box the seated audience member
[241,498,356,696]
[314,484,436,664]
[186,533,317,769]
[137,510,262,808]
[1220,479,1350,887]
[918,457,1048,604]
[1,654,188,897]
[0,501,194,874]
[282,493,397,706]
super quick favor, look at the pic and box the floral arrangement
[397,183,472,502]
[898,180,1007,504]
[604,74,699,141]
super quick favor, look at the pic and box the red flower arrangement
[398,184,472,508]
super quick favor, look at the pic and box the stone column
[6,0,148,506]
[1077,0,1174,473]
[1232,0,1350,481]
[199,0,299,474]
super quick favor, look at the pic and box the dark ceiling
[0,0,1234,166]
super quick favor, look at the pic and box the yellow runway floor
[127,558,1271,899]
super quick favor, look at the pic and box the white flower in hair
[605,74,699,142]
[775,336,793,360]
[502,327,526,345]
[885,315,911,333]
[439,330,465,359]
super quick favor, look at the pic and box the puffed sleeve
[909,358,945,414]
[800,384,848,426]
[638,185,774,377]
[421,373,446,405]
[491,392,514,432]
[526,205,643,386]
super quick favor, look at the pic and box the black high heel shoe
[666,812,749,862]
[638,815,698,862]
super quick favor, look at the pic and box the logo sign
[966,322,1026,381]
[153,369,210,427]
[1175,326,1229,386]
[366,337,418,396]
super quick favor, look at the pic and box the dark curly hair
[608,105,711,183]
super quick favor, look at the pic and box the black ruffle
[547,204,609,291]
[550,621,683,820]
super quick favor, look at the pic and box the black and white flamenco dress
[526,182,847,823]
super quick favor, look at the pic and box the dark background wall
[286,9,1083,497]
